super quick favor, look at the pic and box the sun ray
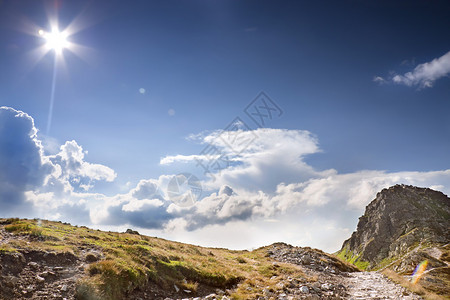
[46,54,58,135]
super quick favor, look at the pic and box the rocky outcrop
[267,243,359,273]
[339,184,449,270]
[338,184,450,297]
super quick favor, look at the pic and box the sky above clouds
[1,0,450,252]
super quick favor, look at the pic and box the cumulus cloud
[91,177,172,229]
[0,107,53,215]
[48,140,116,191]
[0,106,116,222]
[376,50,450,88]
[163,128,332,193]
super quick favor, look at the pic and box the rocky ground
[0,227,102,300]
[155,244,423,300]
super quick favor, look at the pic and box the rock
[36,275,45,282]
[301,255,312,265]
[278,293,287,299]
[215,289,225,295]
[85,253,99,263]
[174,284,180,292]
[125,229,140,235]
[61,284,68,292]
[275,281,285,289]
[299,286,309,293]
[26,284,35,292]
[262,287,272,296]
[4,275,20,287]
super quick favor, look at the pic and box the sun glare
[39,27,69,54]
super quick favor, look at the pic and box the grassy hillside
[0,218,310,299]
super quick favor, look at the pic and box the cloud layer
[1,106,449,251]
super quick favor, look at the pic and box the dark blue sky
[0,0,449,250]
[2,0,449,185]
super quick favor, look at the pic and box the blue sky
[1,0,450,252]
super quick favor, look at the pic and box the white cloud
[164,128,331,193]
[0,107,53,216]
[160,154,221,165]
[49,140,116,185]
[373,76,386,84]
[377,50,450,88]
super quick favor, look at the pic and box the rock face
[339,184,450,269]
[338,184,450,296]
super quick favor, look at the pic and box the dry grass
[382,269,446,300]
[0,218,306,299]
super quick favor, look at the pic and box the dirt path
[344,271,421,300]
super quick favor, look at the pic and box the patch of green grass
[354,260,370,270]
[375,256,398,270]
[335,246,370,270]
[0,245,18,254]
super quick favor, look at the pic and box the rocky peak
[339,184,450,269]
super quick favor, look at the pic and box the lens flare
[411,260,428,284]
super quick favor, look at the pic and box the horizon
[1,0,450,253]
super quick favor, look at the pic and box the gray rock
[299,286,309,293]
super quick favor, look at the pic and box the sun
[38,27,69,54]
